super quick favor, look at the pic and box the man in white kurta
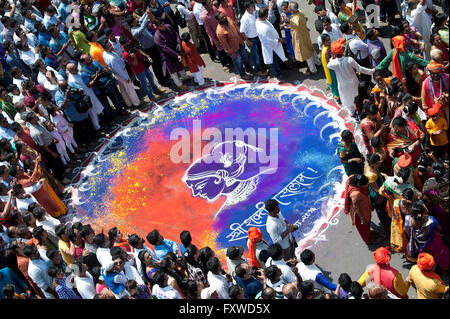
[66,63,103,130]
[406,0,432,60]
[327,46,375,115]
[102,42,140,108]
[255,7,287,78]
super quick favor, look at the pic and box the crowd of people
[0,0,448,300]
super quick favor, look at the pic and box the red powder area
[99,128,226,253]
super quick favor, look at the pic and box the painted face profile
[182,140,275,218]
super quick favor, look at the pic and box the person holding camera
[54,80,96,148]
[79,54,128,121]
[265,199,298,261]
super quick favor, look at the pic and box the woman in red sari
[360,104,389,153]
[387,117,425,166]
[344,174,381,244]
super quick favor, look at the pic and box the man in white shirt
[225,245,249,279]
[101,39,140,108]
[193,0,217,61]
[321,17,343,44]
[151,271,183,299]
[406,0,432,59]
[72,257,97,299]
[265,199,297,261]
[206,256,231,299]
[265,243,298,284]
[177,0,200,48]
[24,244,58,299]
[240,1,265,76]
[127,234,158,278]
[33,206,60,247]
[93,233,113,269]
[340,21,372,82]
[255,7,287,79]
[314,4,340,26]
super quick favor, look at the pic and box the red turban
[428,107,440,116]
[373,246,391,265]
[331,38,346,56]
[417,252,435,271]
[247,227,267,268]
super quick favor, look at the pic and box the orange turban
[373,246,390,265]
[247,227,267,268]
[397,153,412,168]
[331,38,346,56]
[428,107,440,116]
[426,60,444,74]
[416,253,445,283]
[392,36,406,81]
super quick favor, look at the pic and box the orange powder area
[90,129,226,256]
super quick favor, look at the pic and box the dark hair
[387,83,399,96]
[403,101,418,115]
[339,22,351,34]
[23,245,35,257]
[341,129,353,141]
[370,136,382,148]
[432,161,445,179]
[392,116,407,128]
[154,18,165,26]
[395,167,411,184]
[264,199,279,213]
[32,225,45,241]
[93,233,108,247]
[205,257,221,273]
[404,63,420,96]
[321,16,331,24]
[47,265,60,278]
[199,246,215,268]
[127,234,140,248]
[46,247,59,260]
[228,285,241,299]
[79,224,94,239]
[402,188,415,200]
[432,13,448,33]
[110,246,123,260]
[146,229,160,245]
[366,28,376,40]
[183,245,207,276]
[300,249,315,265]
[267,243,282,260]
[159,254,184,284]
[298,280,314,299]
[235,263,247,278]
[349,174,369,187]
[108,227,120,245]
[314,4,325,13]
[350,281,363,299]
[258,7,269,18]
[411,201,424,219]
[181,32,191,42]
[338,273,352,291]
[2,284,15,299]
[264,265,280,281]
[153,271,166,286]
[373,70,383,80]
[180,230,192,247]
[31,207,45,220]
[55,224,67,238]
[366,153,380,165]
[179,278,198,299]
[125,279,138,291]
[401,93,413,104]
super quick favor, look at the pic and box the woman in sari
[404,202,449,271]
[337,130,364,177]
[387,116,425,166]
[108,227,132,252]
[364,153,391,230]
[344,174,380,244]
[10,155,67,218]
[360,104,389,153]
[422,161,449,239]
[320,34,340,103]
[390,188,414,254]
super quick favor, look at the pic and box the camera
[65,87,80,95]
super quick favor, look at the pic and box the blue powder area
[74,85,345,249]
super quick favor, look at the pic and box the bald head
[261,287,276,299]
[66,63,78,74]
[288,1,299,12]
[282,283,298,299]
[369,286,388,299]
[57,79,68,90]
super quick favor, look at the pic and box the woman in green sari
[338,130,365,176]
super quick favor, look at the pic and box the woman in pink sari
[387,117,425,166]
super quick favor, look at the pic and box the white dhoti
[117,77,140,107]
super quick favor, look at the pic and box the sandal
[223,66,230,72]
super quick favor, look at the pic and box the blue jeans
[248,37,261,73]
[270,53,283,77]
[228,45,251,77]
[135,68,158,99]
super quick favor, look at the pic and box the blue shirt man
[234,263,263,299]
[146,229,179,261]
[0,267,28,299]
[54,87,89,122]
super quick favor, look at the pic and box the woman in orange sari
[10,155,67,218]
[387,117,425,166]
[390,188,414,254]
[108,227,132,252]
